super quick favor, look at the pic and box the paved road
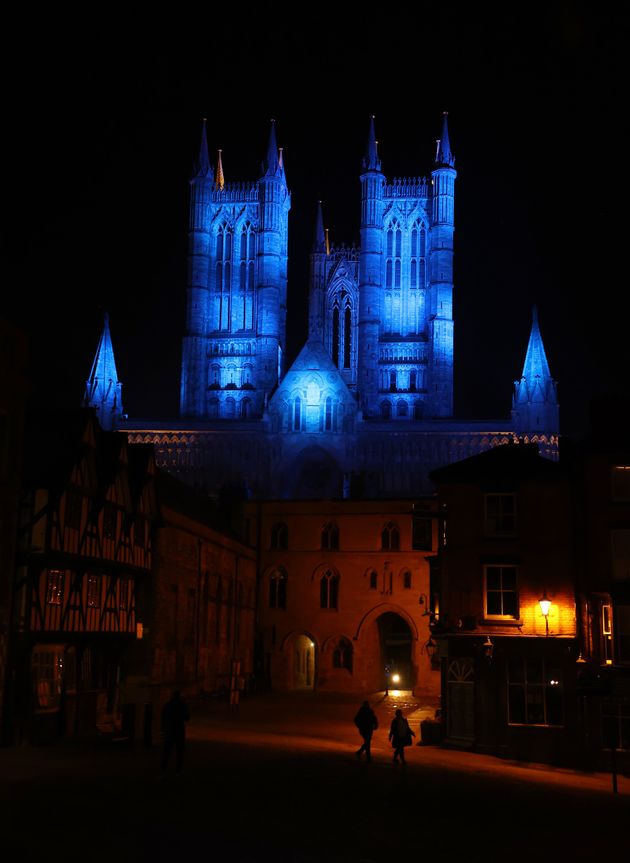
[1,690,627,862]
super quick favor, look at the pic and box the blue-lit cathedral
[88,115,559,500]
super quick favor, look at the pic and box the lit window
[320,569,339,609]
[46,570,64,605]
[381,522,400,551]
[508,658,563,726]
[484,565,518,619]
[485,493,517,537]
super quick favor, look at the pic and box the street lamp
[539,592,551,636]
[482,635,494,662]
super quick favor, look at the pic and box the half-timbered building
[11,410,157,742]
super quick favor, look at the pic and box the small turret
[194,118,212,178]
[84,313,124,431]
[215,149,225,190]
[261,119,280,177]
[435,111,455,168]
[512,307,559,439]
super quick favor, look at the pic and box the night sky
[5,9,628,438]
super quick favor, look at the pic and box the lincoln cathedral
[86,114,559,498]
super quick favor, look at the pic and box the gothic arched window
[325,396,333,431]
[381,401,391,420]
[386,221,402,289]
[368,569,378,590]
[402,569,412,589]
[208,397,220,418]
[333,637,352,671]
[410,221,427,290]
[397,399,408,417]
[271,522,288,550]
[332,305,340,367]
[241,398,252,419]
[293,396,301,431]
[321,522,339,550]
[320,569,339,609]
[381,522,400,551]
[390,370,397,392]
[215,225,233,331]
[225,397,236,418]
[269,569,287,609]
[410,370,417,392]
[239,222,256,330]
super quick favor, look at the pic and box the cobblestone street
[2,691,627,862]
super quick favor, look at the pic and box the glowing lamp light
[539,593,551,618]
[392,673,400,684]
[539,592,551,637]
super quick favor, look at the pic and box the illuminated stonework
[113,115,560,498]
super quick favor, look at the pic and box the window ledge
[481,618,523,628]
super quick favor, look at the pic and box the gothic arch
[353,602,419,642]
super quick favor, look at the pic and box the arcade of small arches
[276,606,419,692]
[268,519,413,552]
[264,559,415,611]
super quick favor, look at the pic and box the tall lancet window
[238,222,256,331]
[330,292,353,372]
[409,220,427,334]
[332,305,340,367]
[215,225,232,331]
[385,220,402,333]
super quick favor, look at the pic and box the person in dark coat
[160,690,190,774]
[354,700,378,762]
[388,708,415,764]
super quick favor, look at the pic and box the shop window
[508,658,563,726]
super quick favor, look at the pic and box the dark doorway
[378,613,413,690]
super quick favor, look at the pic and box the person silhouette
[388,708,415,764]
[354,700,378,762]
[160,690,190,774]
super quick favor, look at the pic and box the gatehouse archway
[378,612,414,691]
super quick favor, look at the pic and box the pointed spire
[520,305,552,384]
[84,313,124,431]
[435,111,455,168]
[262,119,280,177]
[512,306,559,436]
[313,201,326,253]
[215,149,225,191]
[362,115,381,172]
[195,118,212,178]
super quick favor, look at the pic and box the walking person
[160,690,190,775]
[388,708,415,764]
[354,700,378,762]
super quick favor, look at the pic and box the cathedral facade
[91,115,559,499]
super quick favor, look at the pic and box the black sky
[4,7,629,437]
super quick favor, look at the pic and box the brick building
[251,497,439,697]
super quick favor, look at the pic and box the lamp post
[539,592,551,637]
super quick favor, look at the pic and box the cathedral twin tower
[180,115,456,424]
[88,113,558,497]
